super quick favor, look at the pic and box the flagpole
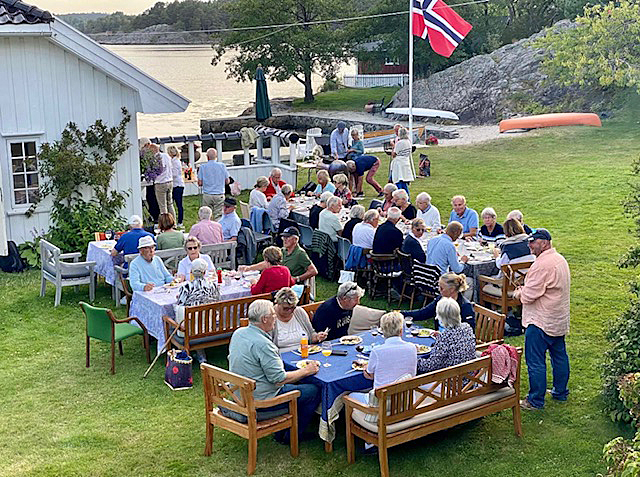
[408,0,414,144]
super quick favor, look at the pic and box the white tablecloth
[86,240,117,285]
[130,280,251,353]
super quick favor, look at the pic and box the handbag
[164,349,193,390]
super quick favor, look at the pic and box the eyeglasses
[187,246,199,250]
[281,305,296,311]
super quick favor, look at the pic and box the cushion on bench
[351,385,515,434]
[172,331,233,346]
[482,284,515,298]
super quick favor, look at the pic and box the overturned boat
[499,113,602,133]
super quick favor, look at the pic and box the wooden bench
[162,293,272,355]
[344,348,523,477]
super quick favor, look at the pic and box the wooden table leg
[324,441,333,453]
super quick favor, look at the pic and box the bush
[319,77,342,93]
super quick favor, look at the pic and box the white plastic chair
[304,128,322,157]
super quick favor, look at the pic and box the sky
[33,1,159,15]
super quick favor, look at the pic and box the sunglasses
[415,228,425,232]
[187,246,199,250]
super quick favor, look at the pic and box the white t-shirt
[249,188,268,209]
[277,317,307,352]
[155,152,174,184]
[416,204,441,229]
[171,156,185,187]
[177,254,215,281]
[352,222,376,249]
[318,209,342,242]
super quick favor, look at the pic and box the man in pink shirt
[514,228,570,410]
[189,206,224,245]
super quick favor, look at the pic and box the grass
[292,86,401,112]
[2,98,640,476]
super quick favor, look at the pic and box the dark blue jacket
[401,235,426,263]
[402,293,475,330]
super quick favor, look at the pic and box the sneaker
[177,223,184,229]
[356,192,365,198]
[361,444,378,455]
[520,398,542,411]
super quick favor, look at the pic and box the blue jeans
[395,181,410,194]
[173,186,184,223]
[525,324,569,408]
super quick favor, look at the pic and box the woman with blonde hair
[312,169,336,197]
[249,176,269,209]
[390,127,415,194]
[268,287,328,351]
[401,272,476,329]
[250,246,295,294]
[168,145,185,228]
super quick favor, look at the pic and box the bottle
[217,269,222,284]
[300,333,309,358]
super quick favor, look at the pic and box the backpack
[419,153,431,177]
[298,181,316,194]
[0,241,27,273]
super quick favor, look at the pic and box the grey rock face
[390,20,591,124]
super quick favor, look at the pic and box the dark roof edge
[1,0,53,23]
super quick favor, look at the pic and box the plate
[298,345,322,354]
[351,359,368,371]
[340,335,363,345]
[296,359,320,369]
[415,344,431,355]
[417,329,436,338]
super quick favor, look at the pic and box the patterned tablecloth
[86,240,117,285]
[281,328,436,445]
[288,195,356,227]
[130,280,252,353]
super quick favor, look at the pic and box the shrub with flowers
[140,147,164,182]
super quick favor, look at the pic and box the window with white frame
[9,140,39,207]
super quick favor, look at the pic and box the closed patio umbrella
[255,66,272,123]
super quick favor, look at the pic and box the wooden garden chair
[474,303,506,344]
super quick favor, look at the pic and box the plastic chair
[337,236,352,268]
[239,200,251,220]
[79,301,150,374]
[298,223,314,249]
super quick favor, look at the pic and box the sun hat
[137,235,155,249]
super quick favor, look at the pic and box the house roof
[0,0,52,24]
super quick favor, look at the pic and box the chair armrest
[478,274,501,285]
[114,315,148,332]
[162,315,184,331]
[255,390,301,409]
[60,252,82,260]
[114,265,128,275]
[343,395,378,414]
[476,340,504,352]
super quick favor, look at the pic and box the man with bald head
[197,148,229,220]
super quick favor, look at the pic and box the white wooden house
[0,0,190,252]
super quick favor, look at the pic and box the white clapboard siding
[0,35,142,245]
[343,74,409,88]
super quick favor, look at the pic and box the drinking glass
[321,341,332,357]
[370,325,379,336]
[104,230,113,240]
[405,318,413,335]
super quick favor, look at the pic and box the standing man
[514,228,571,410]
[218,197,241,241]
[198,148,229,221]
[150,143,175,221]
[330,121,349,160]
[448,195,479,239]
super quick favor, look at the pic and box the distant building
[344,41,409,88]
[0,0,190,249]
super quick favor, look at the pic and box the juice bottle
[217,269,222,284]
[300,333,309,358]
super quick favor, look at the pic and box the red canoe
[499,113,602,133]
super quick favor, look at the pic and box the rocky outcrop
[90,24,209,45]
[390,20,610,124]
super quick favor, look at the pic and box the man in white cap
[129,236,173,292]
[111,215,155,258]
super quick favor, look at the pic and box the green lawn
[2,101,640,476]
[292,86,400,111]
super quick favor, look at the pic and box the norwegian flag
[412,0,472,57]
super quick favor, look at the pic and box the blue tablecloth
[281,328,436,444]
[86,240,117,285]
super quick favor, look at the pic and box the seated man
[415,192,441,229]
[218,197,242,241]
[372,207,403,254]
[189,206,224,245]
[426,221,469,274]
[318,196,343,242]
[111,214,155,259]
[239,227,318,286]
[352,209,379,250]
[128,235,173,292]
[313,281,364,340]
[264,167,287,200]
[448,195,479,239]
[225,299,321,443]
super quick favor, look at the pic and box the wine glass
[405,317,413,336]
[104,230,113,240]
[370,325,379,336]
[321,341,332,357]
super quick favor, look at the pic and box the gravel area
[438,125,536,147]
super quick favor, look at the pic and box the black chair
[368,199,383,210]
[369,251,402,305]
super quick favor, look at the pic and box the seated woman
[479,207,505,242]
[488,218,536,283]
[309,191,333,229]
[392,189,417,221]
[249,176,269,209]
[342,204,364,242]
[402,272,475,329]
[318,196,343,243]
[506,209,533,234]
[175,257,220,362]
[156,213,185,250]
[333,173,355,206]
[176,236,215,282]
[250,246,295,295]
[268,287,328,352]
[417,297,476,374]
[378,183,397,217]
[311,169,336,197]
[401,218,427,263]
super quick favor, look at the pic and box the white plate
[296,359,320,369]
[340,335,363,345]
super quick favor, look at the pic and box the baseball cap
[528,228,552,241]
[129,214,143,226]
[137,235,156,249]
[337,121,346,130]
[224,197,237,207]
[281,226,300,237]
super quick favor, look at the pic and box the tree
[212,0,355,102]
[536,1,640,92]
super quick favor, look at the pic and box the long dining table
[281,327,436,452]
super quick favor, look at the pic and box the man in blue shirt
[218,197,241,241]
[225,299,321,443]
[427,221,469,274]
[448,195,479,238]
[197,148,229,220]
[128,236,173,291]
[330,121,349,160]
[111,214,155,259]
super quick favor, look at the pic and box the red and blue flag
[412,0,472,57]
